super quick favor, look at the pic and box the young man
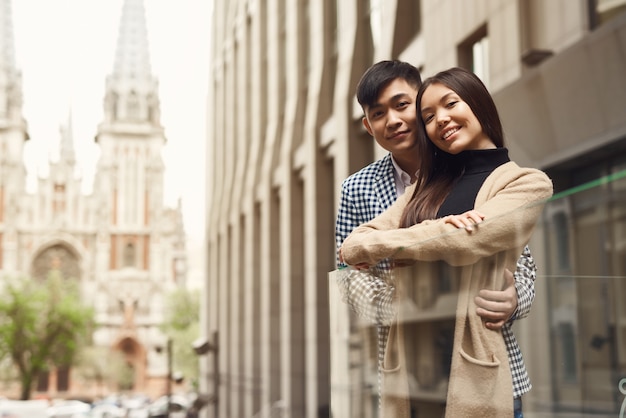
[335,60,535,416]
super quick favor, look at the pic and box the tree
[161,288,201,388]
[0,271,94,399]
[75,346,130,396]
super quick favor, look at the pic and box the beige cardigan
[342,161,553,417]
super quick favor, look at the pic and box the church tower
[0,0,28,274]
[89,0,184,394]
[93,0,166,275]
[0,0,186,397]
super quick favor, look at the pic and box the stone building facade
[0,0,186,399]
[205,0,626,417]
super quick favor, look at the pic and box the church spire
[59,109,75,166]
[112,0,152,81]
[98,0,162,130]
[0,0,26,127]
[0,0,16,71]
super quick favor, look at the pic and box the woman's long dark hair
[400,67,505,227]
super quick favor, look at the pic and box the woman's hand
[443,210,485,231]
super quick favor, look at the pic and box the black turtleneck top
[436,148,510,218]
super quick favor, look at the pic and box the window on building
[589,0,626,29]
[392,0,421,58]
[331,2,339,58]
[552,212,571,272]
[57,366,70,391]
[126,91,140,120]
[437,262,459,294]
[457,25,489,88]
[123,242,136,267]
[543,137,626,409]
[36,370,49,392]
[53,184,66,215]
[557,322,578,383]
[303,0,311,75]
[368,0,383,51]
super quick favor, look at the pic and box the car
[88,403,124,418]
[127,408,149,418]
[46,400,91,418]
[147,395,189,418]
[121,396,150,418]
[0,399,49,418]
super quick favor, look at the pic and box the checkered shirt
[335,154,398,404]
[335,153,536,401]
[508,244,536,397]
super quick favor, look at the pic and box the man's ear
[362,116,374,137]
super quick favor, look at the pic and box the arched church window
[123,242,136,267]
[126,91,140,120]
[32,244,80,282]
[109,92,119,121]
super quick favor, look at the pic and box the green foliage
[161,288,201,388]
[0,271,95,399]
[75,346,131,392]
[163,288,200,331]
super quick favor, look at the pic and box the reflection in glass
[331,164,626,416]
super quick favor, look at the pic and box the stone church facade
[0,0,186,399]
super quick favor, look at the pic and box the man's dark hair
[356,60,422,108]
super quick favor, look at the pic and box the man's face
[362,78,419,157]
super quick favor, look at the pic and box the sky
[11,0,211,249]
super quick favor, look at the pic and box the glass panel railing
[330,169,626,417]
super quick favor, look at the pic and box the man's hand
[475,268,517,330]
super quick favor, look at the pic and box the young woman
[340,67,553,417]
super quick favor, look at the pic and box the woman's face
[419,82,495,154]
